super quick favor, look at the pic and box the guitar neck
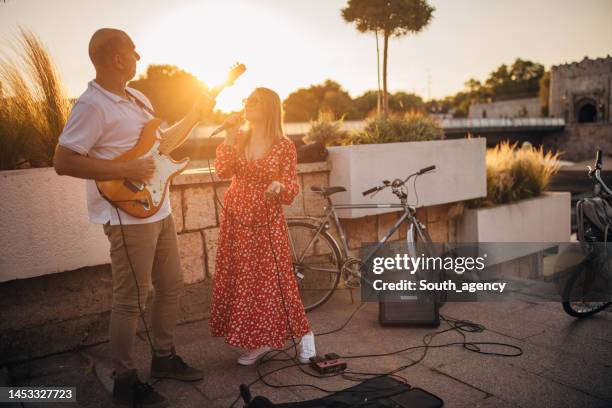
[157,84,229,155]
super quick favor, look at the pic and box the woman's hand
[222,112,243,146]
[265,181,283,198]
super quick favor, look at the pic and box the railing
[193,117,566,138]
[440,117,565,129]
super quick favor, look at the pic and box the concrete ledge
[173,160,331,186]
[0,263,212,365]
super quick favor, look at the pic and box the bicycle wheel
[562,263,611,317]
[287,221,342,312]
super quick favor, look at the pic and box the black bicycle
[562,150,612,317]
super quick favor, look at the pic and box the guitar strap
[125,88,156,117]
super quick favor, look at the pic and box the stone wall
[549,56,612,123]
[0,162,455,364]
[469,97,542,119]
[543,123,612,161]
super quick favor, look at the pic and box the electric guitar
[96,63,246,218]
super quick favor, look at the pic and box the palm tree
[342,0,434,117]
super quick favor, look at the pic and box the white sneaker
[298,331,316,364]
[237,346,271,366]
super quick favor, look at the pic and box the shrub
[0,29,71,170]
[303,110,350,146]
[468,141,561,208]
[346,111,444,145]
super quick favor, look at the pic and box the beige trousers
[103,214,183,374]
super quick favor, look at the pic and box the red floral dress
[209,135,311,349]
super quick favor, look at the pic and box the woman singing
[209,87,316,365]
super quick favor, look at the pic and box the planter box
[327,138,486,218]
[456,192,571,266]
[0,168,110,283]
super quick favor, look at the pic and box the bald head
[88,28,133,69]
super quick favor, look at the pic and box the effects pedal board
[309,353,347,374]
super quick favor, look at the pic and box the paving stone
[10,352,110,408]
[183,185,217,230]
[5,286,612,408]
[441,301,547,340]
[170,188,184,232]
[438,357,608,408]
[427,204,450,224]
[462,396,519,408]
[283,175,306,217]
[524,327,612,363]
[203,227,220,277]
[535,354,612,401]
[151,380,209,408]
[342,215,377,250]
[378,212,400,241]
[427,221,449,243]
[521,302,612,341]
[213,182,230,220]
[178,231,206,284]
[302,172,329,217]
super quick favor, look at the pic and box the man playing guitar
[53,28,214,408]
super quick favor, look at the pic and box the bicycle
[287,165,437,312]
[562,150,612,317]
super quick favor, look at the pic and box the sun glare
[135,1,313,112]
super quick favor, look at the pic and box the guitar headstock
[224,63,246,87]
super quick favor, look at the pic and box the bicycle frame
[288,199,429,268]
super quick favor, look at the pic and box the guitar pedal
[309,353,347,374]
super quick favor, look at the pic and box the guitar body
[95,62,246,218]
[96,118,189,218]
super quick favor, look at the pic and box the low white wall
[0,168,110,282]
[456,192,571,243]
[328,138,487,218]
[456,192,571,266]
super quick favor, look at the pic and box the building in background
[469,96,542,119]
[549,56,612,124]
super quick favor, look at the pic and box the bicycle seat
[311,185,346,197]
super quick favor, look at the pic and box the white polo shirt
[59,80,171,225]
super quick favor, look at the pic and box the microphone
[210,112,244,137]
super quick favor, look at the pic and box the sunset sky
[1,0,611,112]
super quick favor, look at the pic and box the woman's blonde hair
[239,87,285,152]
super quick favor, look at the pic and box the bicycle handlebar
[361,165,436,197]
[362,186,382,196]
[417,165,436,175]
[596,150,603,169]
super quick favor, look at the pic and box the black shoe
[112,369,168,408]
[151,352,203,382]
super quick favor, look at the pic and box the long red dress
[209,135,311,349]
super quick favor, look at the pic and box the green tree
[538,70,550,116]
[485,59,544,99]
[389,91,424,113]
[129,64,209,124]
[352,90,379,118]
[342,0,434,117]
[283,80,354,122]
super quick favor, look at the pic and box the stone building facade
[549,56,612,124]
[469,97,541,119]
[545,56,612,160]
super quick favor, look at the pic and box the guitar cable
[114,207,158,358]
[206,140,424,407]
[202,132,525,407]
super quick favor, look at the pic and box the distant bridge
[440,117,565,136]
[194,117,565,138]
[183,117,566,159]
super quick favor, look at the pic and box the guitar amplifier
[378,292,440,326]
